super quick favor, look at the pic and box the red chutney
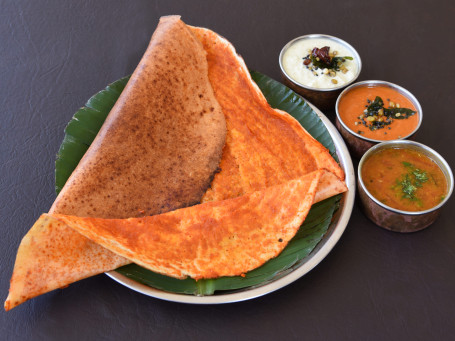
[361,148,448,212]
[338,85,419,140]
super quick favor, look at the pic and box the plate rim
[105,102,355,304]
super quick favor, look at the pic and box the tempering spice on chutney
[361,148,448,212]
[338,85,419,140]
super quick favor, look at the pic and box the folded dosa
[190,26,345,204]
[5,16,226,310]
[5,16,347,310]
[50,171,323,280]
[52,17,226,218]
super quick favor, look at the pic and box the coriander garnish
[412,169,428,186]
[400,174,417,199]
[397,162,428,200]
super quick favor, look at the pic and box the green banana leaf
[55,71,341,295]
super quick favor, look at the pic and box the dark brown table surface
[1,1,454,340]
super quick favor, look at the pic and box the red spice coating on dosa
[189,27,344,203]
[50,171,322,280]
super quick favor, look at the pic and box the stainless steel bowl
[358,140,453,232]
[335,80,423,158]
[279,34,362,111]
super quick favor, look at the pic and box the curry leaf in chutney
[359,96,416,131]
[366,96,384,114]
[384,107,416,119]
[309,47,353,71]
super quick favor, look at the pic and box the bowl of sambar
[357,140,453,232]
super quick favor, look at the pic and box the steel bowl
[335,80,423,158]
[279,34,362,111]
[357,140,453,232]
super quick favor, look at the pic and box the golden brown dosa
[50,171,323,280]
[5,16,347,311]
[5,15,226,311]
[52,17,226,218]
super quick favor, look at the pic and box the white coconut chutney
[282,37,358,89]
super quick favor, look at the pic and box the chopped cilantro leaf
[402,161,413,168]
[397,164,429,200]
[401,174,417,199]
[413,169,428,186]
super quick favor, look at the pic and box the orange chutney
[338,85,419,140]
[361,148,447,212]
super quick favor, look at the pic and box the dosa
[52,16,226,218]
[191,26,345,204]
[5,15,226,311]
[5,16,347,311]
[50,171,323,280]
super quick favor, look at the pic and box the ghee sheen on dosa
[5,16,346,311]
[5,16,226,311]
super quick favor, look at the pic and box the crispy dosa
[190,26,345,204]
[5,16,226,311]
[4,218,130,311]
[52,17,226,218]
[5,17,347,311]
[50,171,323,280]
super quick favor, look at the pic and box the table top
[1,1,454,340]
